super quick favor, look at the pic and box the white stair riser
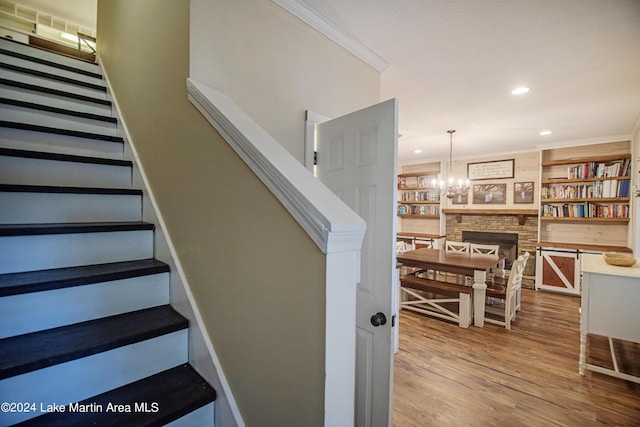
[0,127,124,159]
[0,230,154,274]
[0,84,112,116]
[0,192,141,224]
[0,330,188,425]
[0,155,131,188]
[2,68,107,100]
[0,42,215,425]
[0,39,101,75]
[0,105,118,136]
[167,403,215,427]
[0,53,106,88]
[0,273,170,338]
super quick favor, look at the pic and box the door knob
[370,312,387,327]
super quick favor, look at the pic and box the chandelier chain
[436,129,469,199]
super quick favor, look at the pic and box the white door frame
[304,110,331,172]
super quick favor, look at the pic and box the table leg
[459,293,471,328]
[472,269,487,327]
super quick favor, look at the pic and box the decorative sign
[467,159,515,180]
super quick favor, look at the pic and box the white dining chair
[445,241,470,253]
[467,243,501,284]
[442,241,470,283]
[514,251,530,313]
[470,243,500,255]
[484,256,526,330]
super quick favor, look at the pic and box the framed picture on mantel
[473,184,506,204]
[514,181,534,204]
[451,191,469,204]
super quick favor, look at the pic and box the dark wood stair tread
[0,221,154,236]
[0,184,141,196]
[0,147,131,167]
[1,41,216,424]
[0,97,117,123]
[0,258,169,297]
[0,121,123,143]
[15,363,216,427]
[0,305,188,379]
[0,47,103,79]
[0,77,112,106]
[0,62,106,92]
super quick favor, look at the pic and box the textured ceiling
[24,0,640,163]
[300,0,640,163]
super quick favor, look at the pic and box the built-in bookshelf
[397,162,444,238]
[538,141,631,247]
[540,153,631,221]
[397,173,440,219]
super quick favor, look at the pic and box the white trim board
[304,110,332,172]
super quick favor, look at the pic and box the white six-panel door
[316,99,398,427]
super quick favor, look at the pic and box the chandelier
[433,130,469,199]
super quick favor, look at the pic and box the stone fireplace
[444,209,538,288]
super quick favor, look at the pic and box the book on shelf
[565,160,628,180]
[542,179,631,199]
[400,190,440,201]
[397,204,439,216]
[619,179,630,197]
[541,202,629,219]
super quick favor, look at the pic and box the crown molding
[272,0,388,72]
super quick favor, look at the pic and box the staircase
[0,38,216,426]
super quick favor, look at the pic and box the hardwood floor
[393,289,640,426]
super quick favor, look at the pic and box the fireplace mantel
[443,209,538,225]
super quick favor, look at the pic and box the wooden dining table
[396,248,506,327]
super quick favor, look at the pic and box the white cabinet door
[535,248,582,295]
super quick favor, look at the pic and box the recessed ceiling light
[539,130,552,136]
[511,87,530,95]
[414,149,423,154]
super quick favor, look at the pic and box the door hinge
[392,314,396,327]
[314,151,318,165]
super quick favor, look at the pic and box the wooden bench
[400,273,473,328]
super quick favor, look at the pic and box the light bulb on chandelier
[432,130,469,199]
